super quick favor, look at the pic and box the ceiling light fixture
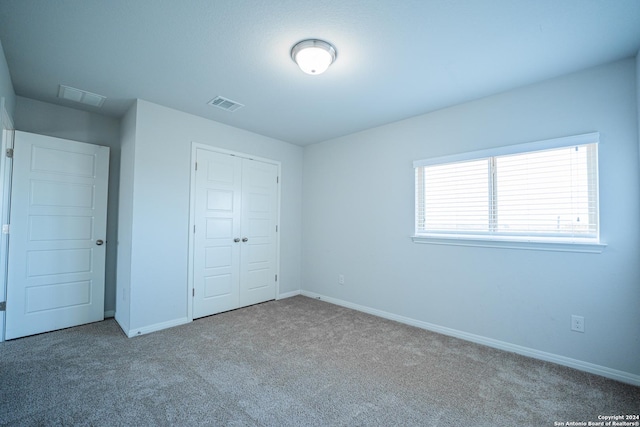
[290,39,337,75]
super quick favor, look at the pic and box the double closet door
[192,149,279,319]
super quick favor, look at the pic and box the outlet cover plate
[571,315,585,333]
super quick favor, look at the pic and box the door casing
[0,99,14,342]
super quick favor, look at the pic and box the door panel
[27,248,92,276]
[26,280,91,312]
[239,159,278,307]
[30,180,95,207]
[192,151,241,318]
[5,131,109,340]
[30,145,97,176]
[193,149,278,318]
[29,215,93,241]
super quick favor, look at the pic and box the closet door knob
[96,239,104,246]
[242,237,248,242]
[234,238,240,243]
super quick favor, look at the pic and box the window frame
[412,133,606,253]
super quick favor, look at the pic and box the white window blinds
[416,159,489,233]
[414,134,599,242]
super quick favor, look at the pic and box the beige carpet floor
[1,295,638,426]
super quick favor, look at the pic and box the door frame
[0,99,14,342]
[187,142,281,321]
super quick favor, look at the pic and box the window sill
[411,235,607,253]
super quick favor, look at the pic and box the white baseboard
[126,317,191,338]
[118,291,303,338]
[301,290,640,387]
[0,311,4,342]
[104,310,115,318]
[277,290,301,300]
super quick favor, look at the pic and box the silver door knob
[234,238,240,243]
[96,239,104,246]
[242,237,248,242]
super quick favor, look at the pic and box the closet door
[193,150,242,318]
[192,149,278,319]
[238,159,278,307]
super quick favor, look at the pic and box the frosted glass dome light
[291,39,337,75]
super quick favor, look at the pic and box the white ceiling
[1,0,639,146]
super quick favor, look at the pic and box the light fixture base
[291,39,337,75]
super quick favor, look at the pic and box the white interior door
[192,148,278,319]
[193,150,242,317]
[5,131,109,340]
[239,158,278,307]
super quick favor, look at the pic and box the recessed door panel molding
[5,131,109,340]
[247,218,271,238]
[30,180,95,208]
[204,275,233,298]
[29,215,93,241]
[31,146,96,177]
[26,281,92,313]
[244,167,272,188]
[245,268,271,291]
[27,248,92,277]
[205,218,233,239]
[207,160,235,183]
[191,144,280,319]
[247,243,270,264]
[205,246,232,269]
[247,193,270,213]
[207,189,234,212]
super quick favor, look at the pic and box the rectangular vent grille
[58,85,106,107]
[207,96,244,112]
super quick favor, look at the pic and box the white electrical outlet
[338,274,345,285]
[571,315,585,333]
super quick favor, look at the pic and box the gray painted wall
[116,100,303,336]
[14,96,122,315]
[114,101,137,331]
[302,58,640,380]
[0,39,15,121]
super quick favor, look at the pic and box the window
[413,133,604,252]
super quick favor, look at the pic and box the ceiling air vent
[58,85,106,107]
[207,96,244,112]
